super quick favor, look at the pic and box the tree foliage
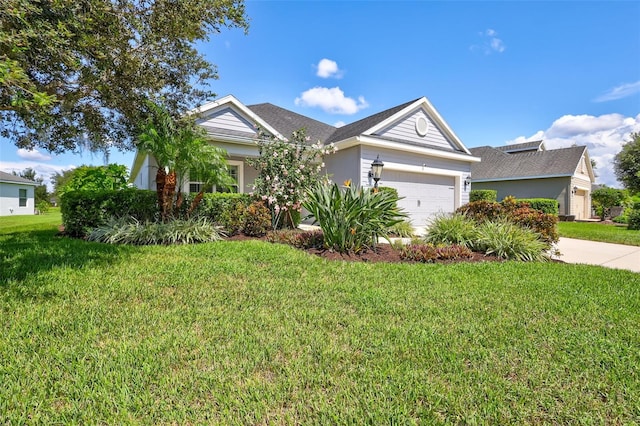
[614,132,640,194]
[1,0,248,153]
[591,186,629,220]
[58,164,129,195]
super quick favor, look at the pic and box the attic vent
[415,116,429,137]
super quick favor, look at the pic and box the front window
[217,165,239,193]
[19,189,27,207]
[188,169,213,194]
[188,164,240,194]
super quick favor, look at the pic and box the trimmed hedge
[194,193,251,220]
[61,189,157,237]
[470,190,497,203]
[516,198,559,215]
[62,190,275,238]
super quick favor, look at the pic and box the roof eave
[472,174,574,182]
[335,135,480,163]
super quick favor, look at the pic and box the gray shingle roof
[0,170,38,185]
[247,103,336,144]
[497,140,544,153]
[470,145,586,180]
[325,98,420,144]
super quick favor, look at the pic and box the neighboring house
[469,141,595,220]
[0,171,37,216]
[130,95,480,225]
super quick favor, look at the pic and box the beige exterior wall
[570,176,593,220]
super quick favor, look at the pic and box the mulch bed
[227,234,508,264]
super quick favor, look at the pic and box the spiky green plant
[303,182,407,253]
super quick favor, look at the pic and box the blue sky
[1,0,639,189]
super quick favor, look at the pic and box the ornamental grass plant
[424,213,477,248]
[472,219,550,262]
[87,216,224,245]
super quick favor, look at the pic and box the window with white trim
[19,188,27,207]
[188,162,242,194]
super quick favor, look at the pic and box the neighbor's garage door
[382,171,455,226]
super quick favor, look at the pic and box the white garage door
[382,171,456,226]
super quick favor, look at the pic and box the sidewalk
[556,238,640,273]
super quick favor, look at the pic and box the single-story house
[131,95,480,226]
[469,141,595,219]
[0,170,37,216]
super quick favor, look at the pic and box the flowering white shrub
[247,128,336,229]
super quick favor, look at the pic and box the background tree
[13,167,48,204]
[52,168,76,199]
[614,132,640,194]
[57,164,129,195]
[137,102,232,221]
[591,186,629,221]
[1,0,248,153]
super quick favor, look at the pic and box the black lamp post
[369,155,384,188]
[464,175,472,191]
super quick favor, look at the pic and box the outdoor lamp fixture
[572,186,578,195]
[464,175,472,191]
[368,155,384,188]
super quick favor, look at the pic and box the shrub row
[469,191,558,214]
[61,189,270,238]
[470,190,497,203]
[456,197,558,244]
[516,198,559,215]
[61,189,157,237]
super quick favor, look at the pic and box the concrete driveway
[556,238,640,273]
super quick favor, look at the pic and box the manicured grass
[559,221,640,246]
[1,214,639,423]
[0,208,61,234]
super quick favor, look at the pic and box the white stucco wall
[0,183,35,216]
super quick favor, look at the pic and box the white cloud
[593,81,640,102]
[17,148,51,161]
[316,58,343,79]
[334,121,346,128]
[471,28,506,54]
[0,160,75,191]
[506,113,640,188]
[295,87,368,115]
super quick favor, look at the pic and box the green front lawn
[1,214,639,423]
[559,221,640,246]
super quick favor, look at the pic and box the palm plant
[137,101,232,221]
